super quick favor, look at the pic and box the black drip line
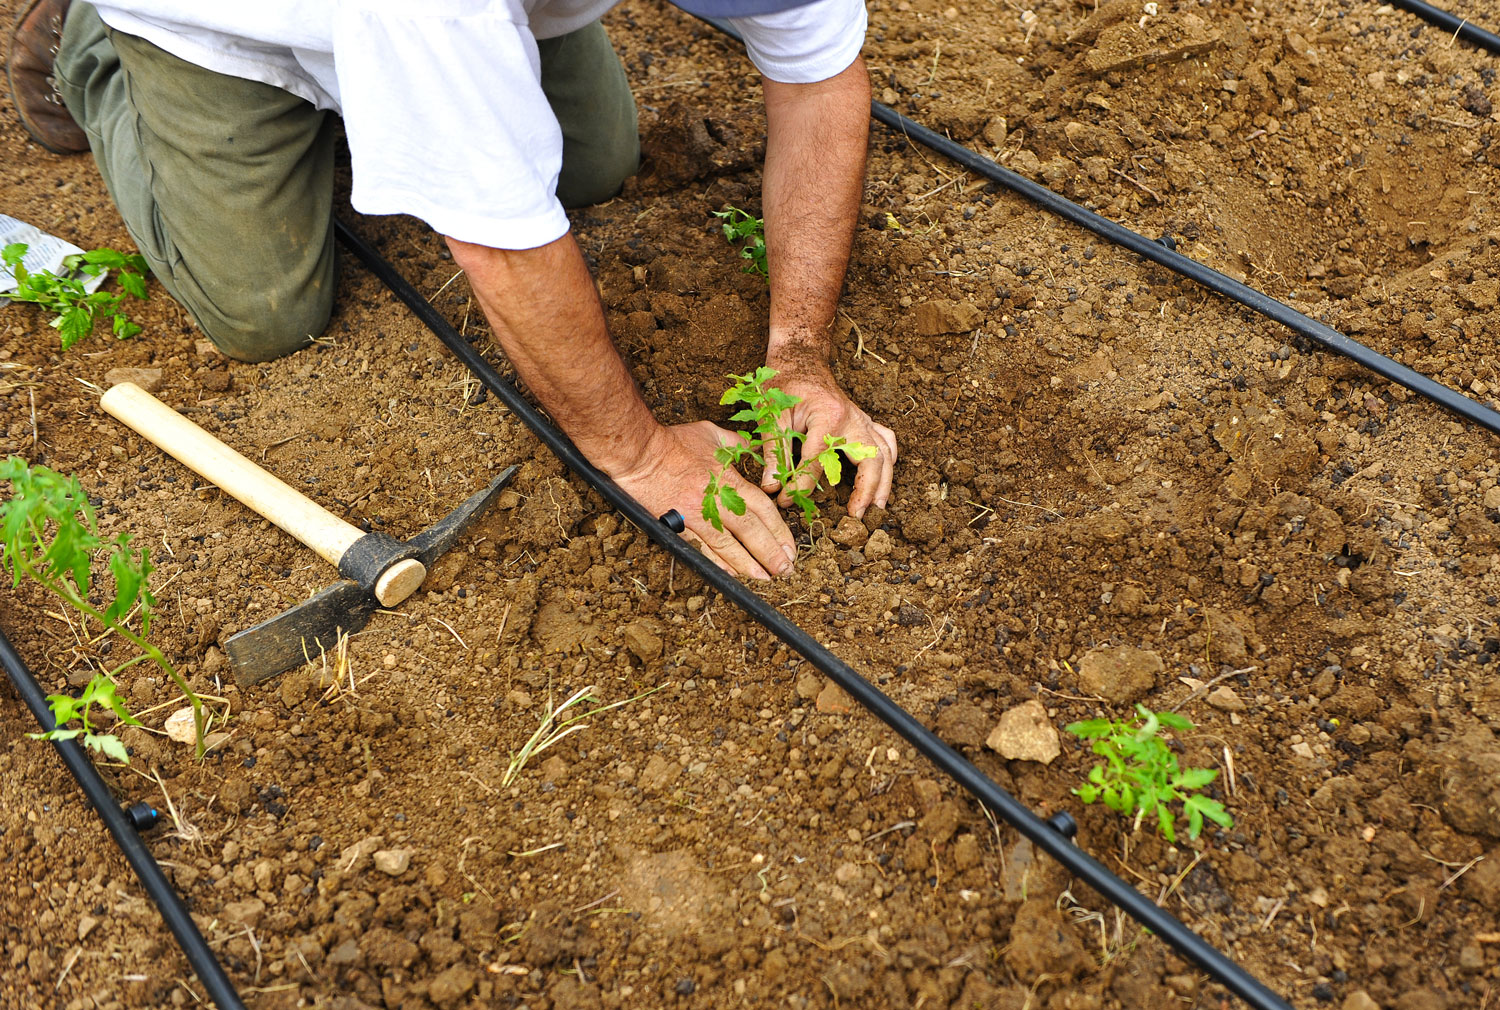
[1387,0,1500,55]
[0,628,247,1010]
[334,220,1295,1010]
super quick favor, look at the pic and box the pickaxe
[100,382,514,685]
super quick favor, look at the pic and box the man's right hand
[611,421,797,581]
[446,234,794,580]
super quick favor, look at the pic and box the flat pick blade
[225,580,378,686]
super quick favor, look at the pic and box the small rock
[919,800,960,843]
[199,370,232,392]
[795,670,822,700]
[936,701,990,749]
[623,620,663,663]
[1460,849,1500,909]
[505,689,533,709]
[373,849,411,876]
[103,367,164,393]
[985,700,1061,764]
[1462,84,1493,118]
[339,835,385,873]
[1077,645,1164,703]
[1343,992,1381,1010]
[896,603,928,627]
[952,833,982,871]
[163,707,197,745]
[220,898,266,928]
[1328,684,1382,720]
[1485,486,1500,511]
[1291,742,1316,759]
[913,778,943,812]
[540,756,569,783]
[194,339,220,357]
[913,298,985,335]
[982,115,1008,148]
[77,915,98,941]
[638,754,680,793]
[326,938,361,966]
[815,679,854,715]
[830,516,869,548]
[1206,686,1246,712]
[864,528,893,560]
[427,964,477,1007]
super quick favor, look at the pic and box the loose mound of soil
[4,1,1500,1008]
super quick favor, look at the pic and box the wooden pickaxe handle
[100,382,425,607]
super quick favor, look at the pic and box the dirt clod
[1077,645,1164,703]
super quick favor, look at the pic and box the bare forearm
[446,234,662,475]
[761,58,870,371]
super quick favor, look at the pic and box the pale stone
[815,679,854,715]
[985,700,1061,764]
[373,849,411,876]
[103,367,164,393]
[163,707,197,745]
[1206,686,1247,712]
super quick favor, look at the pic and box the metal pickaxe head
[223,466,516,685]
[98,381,517,687]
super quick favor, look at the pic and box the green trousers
[54,4,640,362]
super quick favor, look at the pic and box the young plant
[712,206,768,279]
[0,457,204,759]
[702,366,877,530]
[28,671,142,762]
[1066,704,1233,843]
[2,243,150,350]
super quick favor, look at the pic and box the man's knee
[557,132,640,208]
[190,292,331,363]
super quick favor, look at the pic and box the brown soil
[4,1,1500,1008]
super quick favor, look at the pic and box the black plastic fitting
[1046,811,1079,840]
[126,802,161,832]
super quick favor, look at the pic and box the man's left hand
[757,361,896,520]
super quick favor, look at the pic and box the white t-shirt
[92,0,866,250]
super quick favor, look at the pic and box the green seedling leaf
[702,480,724,532]
[1156,710,1194,731]
[1174,767,1219,790]
[89,732,130,763]
[1068,705,1231,842]
[712,208,768,279]
[718,483,746,518]
[7,245,149,350]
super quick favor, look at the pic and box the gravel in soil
[4,1,1500,1008]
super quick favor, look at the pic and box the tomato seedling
[2,242,150,350]
[1066,704,1233,843]
[711,206,768,279]
[0,457,204,759]
[28,672,142,763]
[702,367,877,530]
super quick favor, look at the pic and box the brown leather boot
[7,0,86,154]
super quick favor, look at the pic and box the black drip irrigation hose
[335,220,1294,1010]
[1387,0,1500,55]
[0,628,247,1010]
